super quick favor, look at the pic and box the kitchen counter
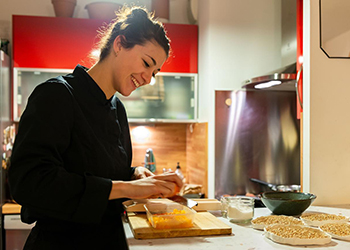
[124,206,350,250]
[2,203,21,214]
[4,203,350,249]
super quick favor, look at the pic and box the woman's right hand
[109,172,183,200]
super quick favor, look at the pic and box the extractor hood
[242,63,297,91]
[242,0,298,92]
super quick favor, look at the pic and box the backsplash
[130,123,187,175]
[130,122,208,196]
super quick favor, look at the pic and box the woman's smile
[131,75,141,88]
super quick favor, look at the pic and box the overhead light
[131,126,151,143]
[242,63,297,91]
[254,80,282,89]
[298,55,303,64]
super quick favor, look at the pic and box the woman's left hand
[132,166,154,180]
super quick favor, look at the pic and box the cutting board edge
[132,228,233,239]
[128,211,233,239]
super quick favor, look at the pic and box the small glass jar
[220,196,255,224]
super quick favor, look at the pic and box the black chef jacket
[9,65,134,249]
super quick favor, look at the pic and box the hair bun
[130,8,148,20]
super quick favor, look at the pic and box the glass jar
[220,196,255,224]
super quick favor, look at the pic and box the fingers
[123,172,184,200]
[148,174,183,198]
[143,168,155,177]
[133,166,155,179]
[153,172,184,189]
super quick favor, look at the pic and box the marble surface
[124,206,350,250]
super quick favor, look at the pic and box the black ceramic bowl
[261,191,317,216]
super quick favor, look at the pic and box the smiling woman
[8,6,181,250]
[88,6,170,98]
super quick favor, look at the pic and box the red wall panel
[13,15,103,69]
[163,23,198,73]
[12,15,198,73]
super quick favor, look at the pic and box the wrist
[109,180,129,200]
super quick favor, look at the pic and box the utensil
[260,191,317,216]
[122,196,198,213]
[168,195,198,209]
[250,178,301,192]
[123,198,219,212]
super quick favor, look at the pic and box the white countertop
[124,206,350,250]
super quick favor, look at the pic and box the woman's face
[112,37,167,97]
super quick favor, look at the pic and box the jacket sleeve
[9,81,112,225]
[116,98,134,176]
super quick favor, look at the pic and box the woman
[9,6,182,250]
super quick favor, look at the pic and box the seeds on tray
[265,224,329,239]
[301,213,347,221]
[320,223,350,237]
[300,213,349,227]
[251,215,303,230]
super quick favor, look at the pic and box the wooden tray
[128,211,232,239]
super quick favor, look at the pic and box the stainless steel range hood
[242,63,297,91]
[242,0,298,92]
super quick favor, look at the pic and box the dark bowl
[260,191,317,216]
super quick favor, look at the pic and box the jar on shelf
[51,0,77,18]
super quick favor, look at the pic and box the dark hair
[97,6,171,61]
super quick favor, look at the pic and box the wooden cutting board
[127,211,232,239]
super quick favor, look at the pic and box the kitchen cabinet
[13,68,71,121]
[13,70,198,122]
[12,15,198,72]
[2,204,34,250]
[12,15,198,121]
[117,73,197,122]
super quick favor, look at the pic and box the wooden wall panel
[129,122,208,197]
[186,123,208,197]
[130,123,187,175]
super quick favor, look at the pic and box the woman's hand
[109,172,183,200]
[132,166,154,180]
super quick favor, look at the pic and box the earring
[115,51,119,57]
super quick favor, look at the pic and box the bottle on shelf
[175,162,184,180]
[144,148,156,173]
